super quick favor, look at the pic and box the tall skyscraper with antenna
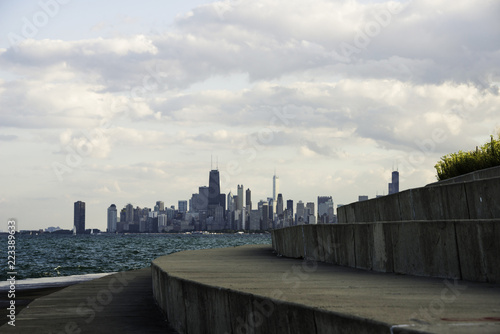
[272,171,279,215]
[388,170,400,194]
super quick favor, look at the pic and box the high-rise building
[273,172,279,201]
[227,191,234,212]
[125,203,134,223]
[197,186,209,212]
[296,201,305,224]
[358,196,369,201]
[178,200,188,213]
[158,214,167,232]
[273,172,279,213]
[389,170,400,194]
[306,202,315,217]
[286,199,293,217]
[107,204,117,233]
[318,196,334,224]
[276,194,284,216]
[261,202,269,230]
[156,201,165,211]
[246,188,252,212]
[74,201,85,234]
[237,185,244,211]
[208,169,221,205]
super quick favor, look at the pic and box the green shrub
[434,134,500,181]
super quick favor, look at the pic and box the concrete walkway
[0,267,177,334]
[152,245,500,334]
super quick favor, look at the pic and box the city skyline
[1,0,499,231]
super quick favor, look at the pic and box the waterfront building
[74,201,85,234]
[107,204,117,233]
[158,214,167,232]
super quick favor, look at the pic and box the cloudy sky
[1,0,499,231]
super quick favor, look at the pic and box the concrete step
[152,245,500,334]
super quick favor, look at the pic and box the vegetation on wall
[435,134,500,181]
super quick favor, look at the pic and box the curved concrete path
[0,267,177,334]
[152,245,500,334]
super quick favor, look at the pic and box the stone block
[465,177,500,219]
[371,223,394,273]
[354,223,374,270]
[455,220,500,283]
[376,193,401,222]
[391,221,460,279]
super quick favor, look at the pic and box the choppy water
[0,233,271,281]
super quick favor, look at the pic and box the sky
[1,0,499,231]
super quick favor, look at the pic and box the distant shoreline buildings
[66,168,399,234]
[102,167,339,233]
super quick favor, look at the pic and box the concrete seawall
[271,221,500,283]
[337,177,500,224]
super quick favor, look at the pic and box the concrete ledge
[338,177,500,223]
[152,245,500,334]
[426,165,500,186]
[272,221,500,283]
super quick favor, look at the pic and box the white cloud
[1,0,500,230]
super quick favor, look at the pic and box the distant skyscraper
[198,186,209,212]
[107,204,117,233]
[273,172,279,212]
[286,199,293,217]
[306,202,315,217]
[358,195,369,202]
[227,191,234,212]
[389,171,400,194]
[74,201,85,234]
[276,194,284,216]
[156,201,165,211]
[178,200,188,213]
[318,196,334,224]
[246,188,252,211]
[125,203,134,223]
[237,185,244,211]
[208,169,221,205]
[296,201,305,223]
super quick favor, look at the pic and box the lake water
[0,233,271,285]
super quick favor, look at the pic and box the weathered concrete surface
[0,267,176,334]
[465,178,500,219]
[273,221,500,283]
[426,165,500,186]
[391,221,460,279]
[152,245,500,334]
[455,221,500,283]
[338,176,500,224]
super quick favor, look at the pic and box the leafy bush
[435,134,500,181]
